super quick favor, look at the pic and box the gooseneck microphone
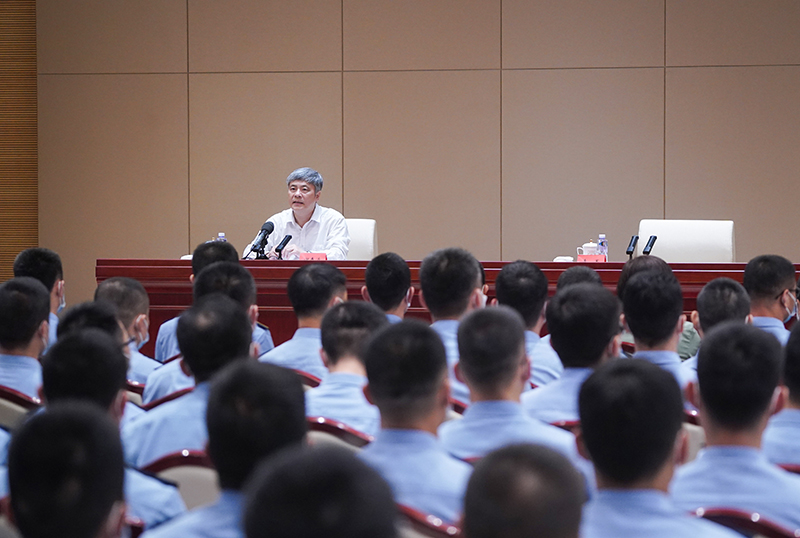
[275,234,293,260]
[243,221,275,259]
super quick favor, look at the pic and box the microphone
[275,234,292,259]
[626,235,639,259]
[243,221,274,259]
[642,235,657,255]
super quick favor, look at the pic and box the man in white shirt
[244,167,350,260]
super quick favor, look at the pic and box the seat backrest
[696,507,798,538]
[306,416,373,448]
[636,219,735,262]
[682,421,706,463]
[141,451,219,510]
[141,387,194,411]
[0,386,40,430]
[397,504,461,538]
[550,420,581,434]
[345,218,377,260]
[293,369,321,388]
[778,464,800,475]
[306,430,360,453]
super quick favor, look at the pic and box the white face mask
[57,291,66,313]
[785,293,799,324]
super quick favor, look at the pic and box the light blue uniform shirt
[259,327,326,380]
[359,429,472,524]
[127,342,160,385]
[122,383,210,469]
[305,372,379,437]
[671,445,800,531]
[632,350,696,390]
[0,429,10,466]
[582,489,741,538]
[521,367,593,424]
[142,359,194,405]
[140,490,244,538]
[430,320,470,404]
[125,467,187,530]
[528,332,563,387]
[155,316,274,363]
[0,353,42,400]
[46,312,58,352]
[122,401,145,431]
[683,352,698,372]
[752,316,791,346]
[386,313,402,324]
[763,409,800,466]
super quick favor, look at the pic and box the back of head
[616,255,671,298]
[42,329,127,411]
[193,261,257,309]
[622,270,683,347]
[457,306,526,392]
[365,319,447,420]
[191,240,239,276]
[93,277,149,328]
[494,261,548,328]
[784,324,800,406]
[696,277,751,333]
[287,263,347,319]
[464,444,584,538]
[743,254,796,303]
[579,360,683,485]
[177,294,252,383]
[286,167,323,192]
[420,248,482,319]
[321,301,389,365]
[0,277,50,351]
[364,252,411,312]
[207,361,307,491]
[697,321,781,430]
[57,301,123,342]
[547,284,621,368]
[557,266,602,291]
[13,248,63,292]
[9,402,124,538]
[244,446,396,538]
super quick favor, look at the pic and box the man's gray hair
[286,167,323,192]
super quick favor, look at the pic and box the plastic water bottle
[598,233,608,261]
[216,232,227,242]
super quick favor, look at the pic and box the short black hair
[321,301,389,365]
[616,255,671,299]
[557,266,602,291]
[697,321,782,430]
[193,261,257,309]
[464,444,585,538]
[364,319,447,420]
[743,254,797,302]
[784,324,800,406]
[191,240,239,276]
[495,261,548,328]
[365,252,411,312]
[8,402,124,538]
[177,293,252,383]
[622,270,683,348]
[696,277,751,333]
[94,277,149,328]
[419,248,482,319]
[0,277,50,350]
[244,446,397,538]
[287,263,347,319]
[579,359,684,484]
[207,361,307,490]
[57,301,124,343]
[13,247,63,292]
[547,283,621,368]
[457,306,526,392]
[42,329,128,411]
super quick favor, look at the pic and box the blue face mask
[137,331,150,351]
[57,293,66,313]
[785,296,798,324]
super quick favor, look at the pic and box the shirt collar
[560,367,594,382]
[375,429,438,447]
[752,317,787,329]
[595,489,674,513]
[633,350,681,367]
[463,400,526,419]
[697,445,763,462]
[293,327,322,339]
[323,372,367,386]
[525,330,541,346]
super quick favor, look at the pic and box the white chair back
[636,219,735,262]
[345,219,377,260]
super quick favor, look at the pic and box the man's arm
[321,215,350,260]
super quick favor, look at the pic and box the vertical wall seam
[341,0,345,214]
[499,0,503,260]
[662,0,667,219]
[186,0,191,250]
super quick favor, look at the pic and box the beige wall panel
[344,0,500,70]
[344,71,500,260]
[503,69,664,262]
[503,0,664,69]
[189,0,342,73]
[38,74,189,303]
[37,0,186,74]
[667,1,800,66]
[189,73,342,252]
[665,67,800,262]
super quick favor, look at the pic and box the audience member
[764,323,800,464]
[493,261,563,387]
[0,277,49,399]
[557,265,603,290]
[8,403,126,538]
[522,283,621,424]
[672,322,800,530]
[245,446,397,538]
[305,301,388,437]
[360,320,472,524]
[122,293,253,468]
[463,444,585,538]
[743,254,797,345]
[13,247,65,352]
[578,360,739,538]
[142,361,307,538]
[361,252,415,323]
[260,263,347,379]
[420,247,485,403]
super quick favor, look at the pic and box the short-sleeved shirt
[632,350,696,390]
[752,316,791,346]
[521,367,593,424]
[430,320,470,405]
[155,317,274,364]
[527,332,564,387]
[0,353,42,400]
[128,343,161,385]
[142,359,194,405]
[125,467,187,530]
[140,490,243,538]
[259,327,326,380]
[763,409,800,466]
[304,372,379,437]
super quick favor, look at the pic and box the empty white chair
[636,219,735,263]
[345,218,377,260]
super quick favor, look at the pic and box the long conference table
[95,258,793,359]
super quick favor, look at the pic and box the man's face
[288,180,320,213]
